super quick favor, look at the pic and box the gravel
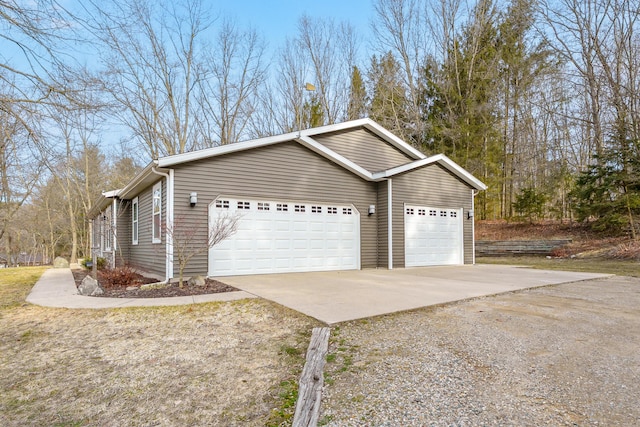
[320,276,640,426]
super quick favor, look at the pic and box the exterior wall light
[368,205,376,216]
[467,210,474,219]
[189,192,198,207]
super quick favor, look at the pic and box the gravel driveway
[321,276,640,426]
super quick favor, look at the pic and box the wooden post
[292,327,331,427]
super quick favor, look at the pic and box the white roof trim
[361,121,426,160]
[102,189,121,198]
[296,136,373,181]
[156,118,425,168]
[91,120,485,215]
[373,154,488,190]
[301,118,426,160]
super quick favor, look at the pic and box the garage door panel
[405,205,463,267]
[209,198,360,276]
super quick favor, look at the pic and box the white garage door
[404,205,463,267]
[209,198,360,276]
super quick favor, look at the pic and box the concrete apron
[219,265,611,324]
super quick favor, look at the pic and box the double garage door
[209,198,360,276]
[405,205,464,267]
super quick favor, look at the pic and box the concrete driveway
[220,265,610,324]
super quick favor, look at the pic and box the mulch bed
[72,269,239,298]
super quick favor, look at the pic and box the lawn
[477,256,639,277]
[0,267,317,427]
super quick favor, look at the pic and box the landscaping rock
[187,275,206,287]
[78,275,104,296]
[53,257,69,269]
[140,282,169,290]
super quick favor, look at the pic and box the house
[0,252,50,267]
[89,119,487,281]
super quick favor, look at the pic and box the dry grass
[0,268,318,427]
[0,266,48,310]
[478,256,639,277]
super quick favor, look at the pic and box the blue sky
[215,0,375,50]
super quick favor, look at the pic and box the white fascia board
[301,118,371,136]
[361,120,427,160]
[374,154,488,190]
[156,134,298,168]
[156,120,378,167]
[301,118,427,161]
[118,162,173,200]
[296,135,374,181]
[103,189,121,198]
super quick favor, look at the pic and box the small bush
[98,266,142,289]
[81,257,106,270]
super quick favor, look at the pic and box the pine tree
[347,66,368,120]
[368,52,410,139]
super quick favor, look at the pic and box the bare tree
[372,0,429,142]
[87,0,213,157]
[165,213,240,287]
[197,19,267,145]
[297,15,358,125]
[0,101,43,263]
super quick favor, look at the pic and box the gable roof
[90,119,486,217]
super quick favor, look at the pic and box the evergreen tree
[347,66,368,120]
[571,138,640,238]
[368,52,410,140]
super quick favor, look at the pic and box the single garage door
[404,205,463,267]
[209,197,360,276]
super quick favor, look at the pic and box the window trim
[132,197,139,245]
[103,208,112,251]
[152,182,162,244]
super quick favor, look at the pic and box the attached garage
[209,197,360,276]
[91,118,486,281]
[404,205,463,267]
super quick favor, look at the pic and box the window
[450,211,457,218]
[343,207,353,215]
[311,206,322,213]
[258,202,270,211]
[277,203,288,212]
[103,208,112,250]
[327,207,338,214]
[237,201,250,210]
[294,204,306,213]
[429,209,437,216]
[132,197,139,245]
[152,182,162,243]
[440,210,447,217]
[215,199,230,209]
[418,209,426,216]
[406,208,414,215]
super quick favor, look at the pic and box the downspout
[111,199,117,268]
[151,167,174,282]
[472,189,478,265]
[388,178,393,270]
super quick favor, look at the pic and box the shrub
[98,266,142,289]
[81,257,106,270]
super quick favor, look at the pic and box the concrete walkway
[222,265,611,324]
[26,268,256,309]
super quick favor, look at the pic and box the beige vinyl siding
[391,164,474,267]
[172,141,378,277]
[376,180,389,268]
[313,128,414,172]
[128,179,166,278]
[114,200,131,267]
